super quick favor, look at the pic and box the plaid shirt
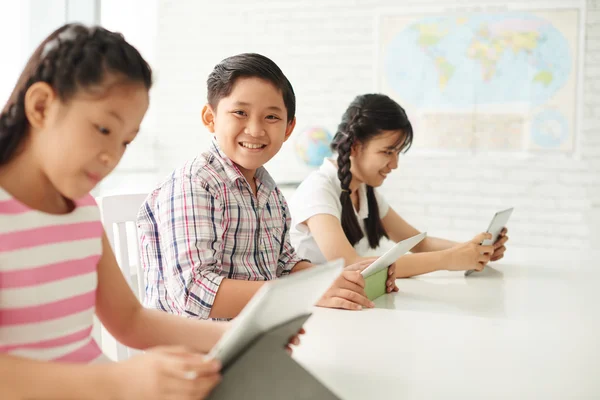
[137,140,304,320]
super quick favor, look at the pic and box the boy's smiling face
[202,77,296,182]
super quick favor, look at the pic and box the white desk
[293,248,600,399]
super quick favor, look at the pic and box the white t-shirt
[289,159,390,264]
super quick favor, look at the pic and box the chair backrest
[96,193,148,361]
[97,193,148,299]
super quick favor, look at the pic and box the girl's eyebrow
[384,144,404,150]
[106,110,124,125]
[384,137,407,151]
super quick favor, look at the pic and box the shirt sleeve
[277,196,309,276]
[374,188,390,218]
[289,176,342,231]
[156,175,225,319]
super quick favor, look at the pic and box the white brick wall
[113,0,599,250]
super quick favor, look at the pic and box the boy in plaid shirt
[138,53,396,320]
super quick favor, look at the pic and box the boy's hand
[386,263,399,293]
[316,260,375,310]
[346,258,397,293]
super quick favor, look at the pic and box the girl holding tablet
[289,94,509,280]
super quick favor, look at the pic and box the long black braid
[0,23,152,165]
[331,94,414,248]
[333,107,364,247]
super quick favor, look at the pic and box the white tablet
[482,207,513,246]
[465,207,513,276]
[207,259,344,367]
[360,232,427,278]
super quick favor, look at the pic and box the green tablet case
[364,267,388,301]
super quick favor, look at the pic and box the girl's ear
[201,104,216,133]
[350,140,362,157]
[24,82,56,130]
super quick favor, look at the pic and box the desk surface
[293,248,600,399]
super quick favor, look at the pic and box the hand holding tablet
[465,207,513,276]
[361,232,427,278]
[207,259,343,367]
[361,232,427,300]
[205,261,344,399]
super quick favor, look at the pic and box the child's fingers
[325,297,363,310]
[288,335,300,346]
[149,346,211,380]
[344,258,378,272]
[472,232,492,244]
[386,281,394,292]
[336,277,366,294]
[387,264,396,280]
[335,288,374,309]
[387,280,399,293]
[478,244,495,255]
[188,374,222,399]
[491,254,505,262]
[492,246,506,261]
[478,252,491,263]
[160,356,199,381]
[341,270,366,288]
[164,373,221,398]
[166,357,221,381]
[494,235,509,248]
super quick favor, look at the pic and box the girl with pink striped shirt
[0,23,233,400]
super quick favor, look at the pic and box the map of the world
[378,9,581,152]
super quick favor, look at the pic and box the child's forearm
[394,251,446,278]
[208,279,265,319]
[413,236,458,253]
[122,308,229,354]
[0,354,115,400]
[291,260,314,272]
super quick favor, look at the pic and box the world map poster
[377,4,584,153]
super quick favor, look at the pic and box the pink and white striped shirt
[0,187,106,363]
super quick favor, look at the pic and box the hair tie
[341,189,351,194]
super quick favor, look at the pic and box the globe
[294,127,333,168]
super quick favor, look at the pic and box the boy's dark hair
[330,93,414,249]
[206,53,296,122]
[0,23,153,165]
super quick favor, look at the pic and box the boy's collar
[209,137,275,191]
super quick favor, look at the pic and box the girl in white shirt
[289,94,509,281]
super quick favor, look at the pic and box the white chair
[95,193,148,361]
